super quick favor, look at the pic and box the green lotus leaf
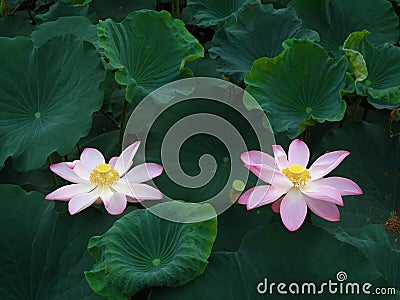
[185,55,222,79]
[30,16,109,68]
[35,1,97,23]
[150,223,392,300]
[342,31,369,82]
[245,38,348,138]
[212,203,279,251]
[90,0,156,22]
[0,160,56,194]
[64,0,92,7]
[288,0,399,53]
[0,13,34,37]
[0,35,105,171]
[142,96,267,204]
[85,201,217,299]
[262,0,291,8]
[0,184,117,300]
[344,30,400,109]
[182,0,261,29]
[209,4,318,85]
[31,16,97,47]
[98,10,204,103]
[335,225,400,294]
[5,0,23,11]
[311,122,399,232]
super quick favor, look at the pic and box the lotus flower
[239,139,362,231]
[46,141,163,215]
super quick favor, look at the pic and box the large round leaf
[209,4,318,85]
[182,0,260,29]
[0,35,105,171]
[335,225,400,295]
[64,0,92,7]
[150,223,392,299]
[35,1,97,23]
[0,13,34,37]
[98,10,204,103]
[31,16,97,48]
[90,0,156,22]
[30,16,107,67]
[288,0,399,53]
[245,38,348,138]
[185,55,221,79]
[85,201,217,299]
[212,203,279,251]
[143,97,267,203]
[262,0,291,8]
[0,160,55,194]
[0,184,116,300]
[311,122,399,231]
[344,30,400,109]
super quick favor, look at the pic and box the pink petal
[68,187,101,215]
[114,141,141,176]
[280,188,308,231]
[309,150,350,180]
[304,196,340,221]
[270,171,293,190]
[272,145,289,171]
[126,196,139,203]
[112,181,162,200]
[50,162,88,183]
[288,139,310,167]
[251,188,288,209]
[45,183,96,201]
[99,187,113,207]
[80,148,105,173]
[244,164,275,183]
[301,182,343,206]
[109,157,118,167]
[244,164,292,190]
[240,151,275,167]
[237,185,287,209]
[271,198,282,213]
[245,185,287,209]
[73,161,90,180]
[123,163,163,183]
[105,193,127,215]
[66,160,79,168]
[315,177,363,196]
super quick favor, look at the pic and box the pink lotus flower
[238,139,362,231]
[46,141,163,215]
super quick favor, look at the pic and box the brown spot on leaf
[384,212,400,236]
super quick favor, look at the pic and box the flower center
[282,164,311,188]
[89,163,120,186]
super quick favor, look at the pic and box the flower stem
[48,156,58,186]
[100,110,119,128]
[304,126,311,143]
[171,0,180,19]
[351,96,363,122]
[76,143,81,156]
[118,100,129,153]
